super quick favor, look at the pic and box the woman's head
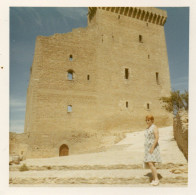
[146,115,154,123]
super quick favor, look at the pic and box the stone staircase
[9,126,188,186]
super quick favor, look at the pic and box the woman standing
[144,115,161,186]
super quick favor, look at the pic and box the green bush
[160,90,188,115]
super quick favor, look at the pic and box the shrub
[19,163,29,172]
[160,90,188,115]
[47,166,51,170]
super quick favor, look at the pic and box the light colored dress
[144,124,161,164]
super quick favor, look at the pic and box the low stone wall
[10,130,126,159]
[173,110,188,160]
[10,132,28,160]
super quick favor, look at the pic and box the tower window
[67,105,72,113]
[147,103,150,110]
[148,54,150,59]
[87,75,90,80]
[125,68,129,79]
[156,72,159,84]
[69,55,73,61]
[126,101,128,108]
[67,70,74,80]
[139,35,143,43]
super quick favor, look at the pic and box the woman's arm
[149,125,159,154]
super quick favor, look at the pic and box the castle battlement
[89,7,167,26]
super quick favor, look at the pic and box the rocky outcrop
[173,110,188,160]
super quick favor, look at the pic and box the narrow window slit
[126,101,128,108]
[125,68,129,79]
[139,35,143,43]
[156,72,159,84]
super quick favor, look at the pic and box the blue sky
[10,7,189,133]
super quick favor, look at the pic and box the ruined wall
[173,110,188,160]
[9,133,28,160]
[22,7,173,158]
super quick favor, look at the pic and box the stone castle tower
[20,7,172,158]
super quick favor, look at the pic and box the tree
[160,90,188,115]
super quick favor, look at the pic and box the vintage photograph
[9,7,188,187]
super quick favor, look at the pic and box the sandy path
[10,126,188,186]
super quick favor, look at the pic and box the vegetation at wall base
[19,163,29,172]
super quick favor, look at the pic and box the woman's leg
[148,162,159,181]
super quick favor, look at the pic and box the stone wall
[173,110,188,160]
[9,132,28,160]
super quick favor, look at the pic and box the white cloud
[10,98,26,108]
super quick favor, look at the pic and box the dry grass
[19,164,29,172]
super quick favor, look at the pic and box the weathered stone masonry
[173,110,188,160]
[10,7,173,159]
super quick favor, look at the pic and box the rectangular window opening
[147,103,150,110]
[125,68,129,79]
[156,72,159,84]
[139,35,143,43]
[87,75,90,80]
[126,101,128,108]
[67,105,72,113]
[69,55,73,61]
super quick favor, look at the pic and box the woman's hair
[146,115,154,122]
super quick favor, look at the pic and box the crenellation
[144,12,149,22]
[95,7,167,26]
[137,9,141,19]
[124,7,129,16]
[140,10,145,20]
[132,8,137,18]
